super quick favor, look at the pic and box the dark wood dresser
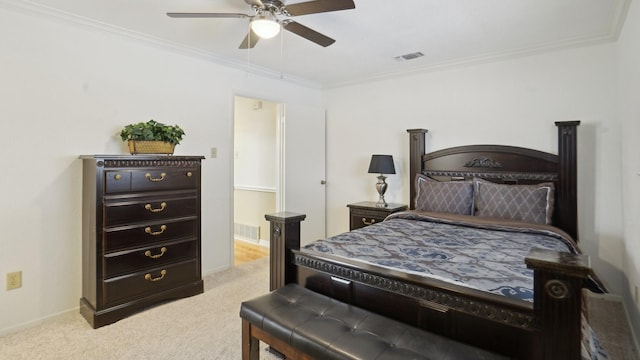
[79,155,205,328]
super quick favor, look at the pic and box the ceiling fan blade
[284,0,355,16]
[239,29,261,49]
[167,12,249,18]
[283,21,335,47]
[244,0,264,7]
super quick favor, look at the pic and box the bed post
[265,212,306,291]
[555,121,580,240]
[407,129,429,209]
[525,248,591,360]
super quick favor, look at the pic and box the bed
[265,121,605,360]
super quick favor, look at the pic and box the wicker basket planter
[127,140,175,155]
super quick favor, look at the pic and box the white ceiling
[7,0,631,88]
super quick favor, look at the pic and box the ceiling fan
[167,0,355,49]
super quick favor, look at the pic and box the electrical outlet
[210,147,217,158]
[7,271,22,290]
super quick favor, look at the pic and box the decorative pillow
[473,178,555,224]
[414,174,474,215]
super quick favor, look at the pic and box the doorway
[233,96,279,265]
[232,96,327,265]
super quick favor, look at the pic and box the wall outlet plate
[7,271,21,290]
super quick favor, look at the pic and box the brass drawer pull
[144,224,167,236]
[145,172,167,182]
[114,174,122,180]
[145,202,167,213]
[362,218,376,225]
[144,247,167,259]
[186,171,193,177]
[144,269,167,282]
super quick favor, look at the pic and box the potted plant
[120,119,185,155]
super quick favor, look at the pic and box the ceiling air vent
[394,52,424,61]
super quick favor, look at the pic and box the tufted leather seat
[240,284,509,360]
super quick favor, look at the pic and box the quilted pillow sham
[473,178,555,225]
[414,174,474,215]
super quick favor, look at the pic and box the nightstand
[347,201,408,231]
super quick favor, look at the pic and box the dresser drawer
[104,192,198,227]
[103,217,198,252]
[102,239,197,278]
[350,213,387,230]
[101,258,199,306]
[347,202,408,231]
[105,168,199,194]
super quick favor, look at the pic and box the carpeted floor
[587,292,640,360]
[0,257,279,360]
[2,257,639,359]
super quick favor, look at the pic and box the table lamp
[368,154,396,207]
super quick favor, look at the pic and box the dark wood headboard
[407,121,580,240]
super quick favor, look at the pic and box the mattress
[302,211,580,302]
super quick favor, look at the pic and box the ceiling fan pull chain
[280,28,284,80]
[247,22,252,76]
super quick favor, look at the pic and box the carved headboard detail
[464,157,503,168]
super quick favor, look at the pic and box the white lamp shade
[251,16,280,39]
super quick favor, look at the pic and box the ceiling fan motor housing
[250,0,288,17]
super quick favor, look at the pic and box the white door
[281,103,326,245]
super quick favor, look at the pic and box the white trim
[0,307,77,337]
[0,0,320,89]
[2,0,629,90]
[234,185,277,193]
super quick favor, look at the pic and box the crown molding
[1,0,630,90]
[326,0,632,89]
[0,0,322,89]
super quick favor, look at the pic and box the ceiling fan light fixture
[251,14,281,39]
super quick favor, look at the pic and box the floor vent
[234,223,260,243]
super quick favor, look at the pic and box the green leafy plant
[120,120,185,145]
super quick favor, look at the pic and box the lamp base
[375,175,388,208]
[375,199,388,208]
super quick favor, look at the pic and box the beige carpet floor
[0,257,279,360]
[3,257,639,359]
[587,292,640,360]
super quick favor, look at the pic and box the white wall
[325,43,626,309]
[0,5,322,334]
[617,0,640,334]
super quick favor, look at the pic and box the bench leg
[242,318,313,360]
[242,319,260,360]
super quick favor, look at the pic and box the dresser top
[80,155,205,160]
[347,201,408,212]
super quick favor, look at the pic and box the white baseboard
[0,307,79,337]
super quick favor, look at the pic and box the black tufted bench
[240,284,509,360]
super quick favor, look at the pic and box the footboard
[526,248,592,359]
[265,213,592,360]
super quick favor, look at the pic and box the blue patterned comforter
[303,211,580,302]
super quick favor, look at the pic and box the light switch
[211,147,217,158]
